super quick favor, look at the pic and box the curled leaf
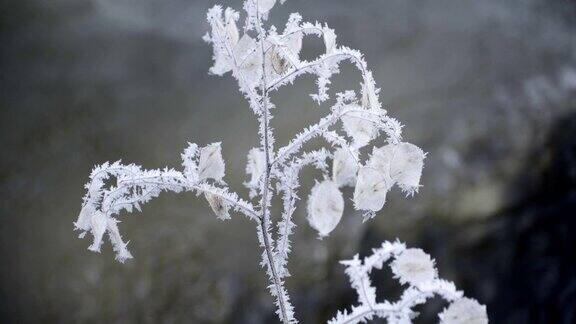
[307,180,344,237]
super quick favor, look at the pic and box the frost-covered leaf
[206,6,239,75]
[283,13,303,58]
[369,142,425,195]
[107,219,133,263]
[181,142,199,180]
[224,8,240,46]
[353,166,392,212]
[235,34,263,85]
[75,204,94,233]
[245,148,266,196]
[332,242,485,324]
[88,211,108,252]
[307,180,344,237]
[269,48,291,75]
[323,27,337,54]
[198,142,226,181]
[332,147,358,187]
[342,105,377,147]
[361,81,379,110]
[392,143,425,195]
[205,192,231,220]
[210,49,234,75]
[391,248,437,287]
[242,0,276,30]
[258,0,276,14]
[439,298,488,324]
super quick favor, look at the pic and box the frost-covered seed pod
[270,49,290,75]
[332,147,358,187]
[342,105,377,147]
[439,298,488,324]
[198,142,226,181]
[307,180,344,237]
[392,143,425,195]
[258,0,276,14]
[368,142,425,195]
[235,35,262,86]
[391,248,437,287]
[353,166,392,211]
[205,192,231,220]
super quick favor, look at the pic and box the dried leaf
[205,192,231,220]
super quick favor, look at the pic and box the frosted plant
[330,241,488,324]
[74,0,487,323]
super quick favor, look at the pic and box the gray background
[1,0,575,323]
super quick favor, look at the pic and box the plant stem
[256,1,290,323]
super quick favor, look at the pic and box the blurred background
[1,0,575,323]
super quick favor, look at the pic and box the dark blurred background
[1,0,575,323]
